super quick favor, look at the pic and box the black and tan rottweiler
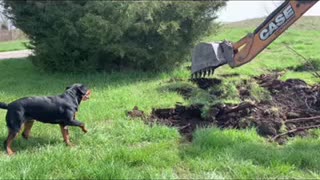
[0,83,91,155]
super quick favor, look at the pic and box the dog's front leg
[79,123,88,133]
[59,124,73,146]
[65,110,88,133]
[64,119,88,133]
[73,112,88,133]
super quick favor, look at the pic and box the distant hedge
[2,1,226,72]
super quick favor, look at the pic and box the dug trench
[127,73,320,144]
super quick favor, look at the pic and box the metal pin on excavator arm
[191,0,318,78]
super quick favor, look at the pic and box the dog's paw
[8,151,16,156]
[6,148,15,156]
[65,142,75,147]
[80,126,88,133]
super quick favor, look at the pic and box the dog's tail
[0,102,8,109]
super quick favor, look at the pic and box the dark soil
[128,74,320,144]
[190,78,222,90]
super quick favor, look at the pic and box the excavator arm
[191,0,318,78]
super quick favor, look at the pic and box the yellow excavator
[191,0,318,78]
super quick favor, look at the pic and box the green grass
[0,17,320,179]
[183,128,320,179]
[0,40,30,52]
[0,58,320,179]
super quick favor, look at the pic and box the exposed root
[222,102,256,114]
[285,116,320,124]
[272,124,320,141]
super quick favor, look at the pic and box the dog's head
[65,84,91,101]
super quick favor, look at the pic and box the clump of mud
[128,74,320,144]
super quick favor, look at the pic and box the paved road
[0,50,33,60]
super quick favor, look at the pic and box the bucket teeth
[200,71,204,78]
[192,72,198,79]
[207,68,211,76]
[192,71,201,79]
[203,69,208,77]
[202,68,212,78]
[191,67,216,79]
[206,69,210,77]
[196,71,200,78]
[210,68,214,76]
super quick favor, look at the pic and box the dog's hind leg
[4,110,24,155]
[22,120,35,140]
[4,129,19,156]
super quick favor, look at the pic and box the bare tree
[263,1,284,16]
[0,0,9,30]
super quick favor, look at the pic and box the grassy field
[0,40,29,52]
[0,17,319,179]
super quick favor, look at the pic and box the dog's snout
[83,90,91,101]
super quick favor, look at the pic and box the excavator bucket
[191,1,319,79]
[191,41,234,78]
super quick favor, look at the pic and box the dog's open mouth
[83,90,91,101]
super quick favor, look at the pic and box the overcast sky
[217,1,320,23]
[0,1,319,24]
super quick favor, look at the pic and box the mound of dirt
[128,74,320,144]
